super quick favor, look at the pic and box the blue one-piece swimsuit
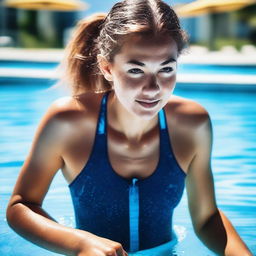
[69,92,186,253]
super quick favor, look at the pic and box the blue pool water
[0,60,59,69]
[0,81,256,255]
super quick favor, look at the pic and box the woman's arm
[6,100,127,256]
[185,110,252,256]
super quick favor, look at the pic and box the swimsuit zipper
[129,177,139,252]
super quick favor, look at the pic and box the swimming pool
[0,81,256,255]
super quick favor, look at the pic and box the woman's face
[102,34,178,120]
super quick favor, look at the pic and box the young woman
[6,0,252,255]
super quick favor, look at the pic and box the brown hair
[62,0,188,95]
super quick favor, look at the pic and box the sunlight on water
[0,84,255,255]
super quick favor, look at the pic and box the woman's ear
[97,54,113,81]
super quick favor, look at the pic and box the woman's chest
[61,120,191,184]
[61,124,160,183]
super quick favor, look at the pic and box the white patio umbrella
[4,0,88,11]
[174,0,256,17]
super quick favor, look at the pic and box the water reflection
[0,85,255,255]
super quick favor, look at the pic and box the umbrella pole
[0,0,7,36]
[209,13,218,51]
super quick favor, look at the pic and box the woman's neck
[107,92,158,142]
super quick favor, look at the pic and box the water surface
[0,83,255,255]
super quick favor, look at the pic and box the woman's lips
[135,99,160,108]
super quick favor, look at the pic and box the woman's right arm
[6,99,127,256]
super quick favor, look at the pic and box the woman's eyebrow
[127,57,177,66]
[161,57,176,65]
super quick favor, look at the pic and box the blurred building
[0,0,82,47]
[0,0,191,48]
[177,2,256,50]
[0,0,255,49]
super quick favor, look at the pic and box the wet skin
[7,34,252,256]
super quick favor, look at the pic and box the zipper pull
[132,177,138,186]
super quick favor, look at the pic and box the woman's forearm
[6,202,92,256]
[195,208,252,256]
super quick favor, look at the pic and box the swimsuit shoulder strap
[96,91,109,135]
[158,108,167,130]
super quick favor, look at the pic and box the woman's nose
[141,75,160,96]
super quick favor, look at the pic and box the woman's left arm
[185,111,252,256]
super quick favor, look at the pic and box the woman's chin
[132,100,164,120]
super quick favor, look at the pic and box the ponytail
[62,13,112,95]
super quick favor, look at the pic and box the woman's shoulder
[165,94,211,129]
[164,95,212,174]
[49,91,102,114]
[37,91,104,139]
[45,91,103,122]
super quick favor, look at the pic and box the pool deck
[0,47,256,86]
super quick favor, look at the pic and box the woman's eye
[159,67,173,73]
[128,68,144,74]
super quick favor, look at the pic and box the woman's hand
[77,232,128,256]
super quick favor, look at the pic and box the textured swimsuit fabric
[69,92,186,252]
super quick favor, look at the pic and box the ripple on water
[1,83,256,255]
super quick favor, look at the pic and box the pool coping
[1,68,256,86]
[1,48,256,86]
[1,47,256,65]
